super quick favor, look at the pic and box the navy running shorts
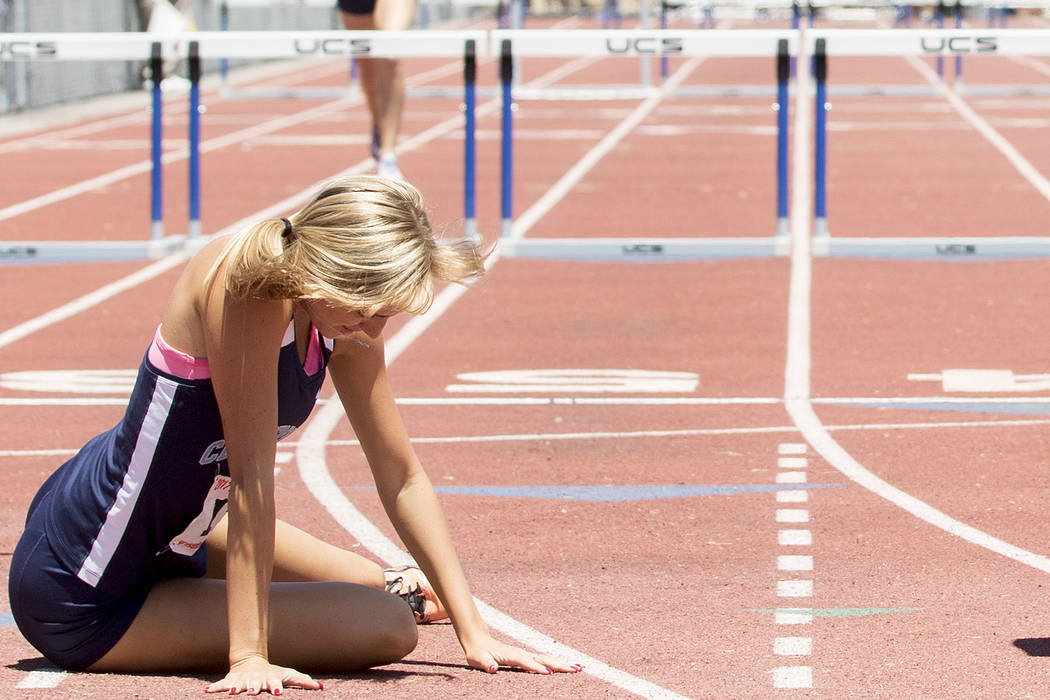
[337,0,378,15]
[8,490,150,671]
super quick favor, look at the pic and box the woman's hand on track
[204,656,323,695]
[465,637,584,675]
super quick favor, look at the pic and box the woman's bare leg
[340,0,415,157]
[89,577,416,672]
[206,517,446,623]
[204,517,385,586]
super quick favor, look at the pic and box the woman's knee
[373,593,419,662]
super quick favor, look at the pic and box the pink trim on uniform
[149,326,211,379]
[148,323,322,380]
[303,326,322,375]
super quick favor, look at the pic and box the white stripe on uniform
[77,378,176,586]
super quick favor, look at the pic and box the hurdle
[493,28,798,261]
[807,27,1050,261]
[0,30,487,264]
[0,32,184,263]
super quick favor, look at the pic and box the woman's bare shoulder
[158,236,234,356]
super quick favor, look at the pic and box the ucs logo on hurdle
[920,36,997,54]
[0,40,57,59]
[605,37,684,56]
[293,38,371,56]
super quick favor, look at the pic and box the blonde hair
[215,176,485,316]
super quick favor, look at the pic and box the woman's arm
[329,335,580,675]
[202,291,317,693]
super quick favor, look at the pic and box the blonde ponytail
[213,176,485,315]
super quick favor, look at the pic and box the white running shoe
[376,153,404,181]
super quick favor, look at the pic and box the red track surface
[3,12,1050,699]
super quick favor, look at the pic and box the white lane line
[9,415,1050,457]
[829,417,1050,431]
[6,392,1050,408]
[504,55,705,242]
[15,669,67,689]
[784,27,814,406]
[0,99,354,224]
[0,255,190,351]
[783,35,1050,577]
[907,54,1050,204]
[1011,55,1050,79]
[0,55,474,225]
[793,401,1050,574]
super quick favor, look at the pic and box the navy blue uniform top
[39,321,334,596]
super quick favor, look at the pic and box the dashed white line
[772,441,812,690]
[774,637,813,656]
[773,666,813,689]
[774,609,813,625]
[777,580,814,598]
[776,509,810,524]
[775,489,809,503]
[778,443,808,455]
[778,555,814,572]
[778,529,812,546]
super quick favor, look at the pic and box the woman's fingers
[204,662,323,695]
[469,640,584,675]
[532,653,585,674]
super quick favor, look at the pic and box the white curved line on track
[295,57,706,700]
[785,31,1050,574]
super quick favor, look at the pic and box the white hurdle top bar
[490,29,798,57]
[0,30,489,61]
[5,29,1050,62]
[806,29,1050,56]
[0,33,177,61]
[190,30,489,59]
[1,29,801,63]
